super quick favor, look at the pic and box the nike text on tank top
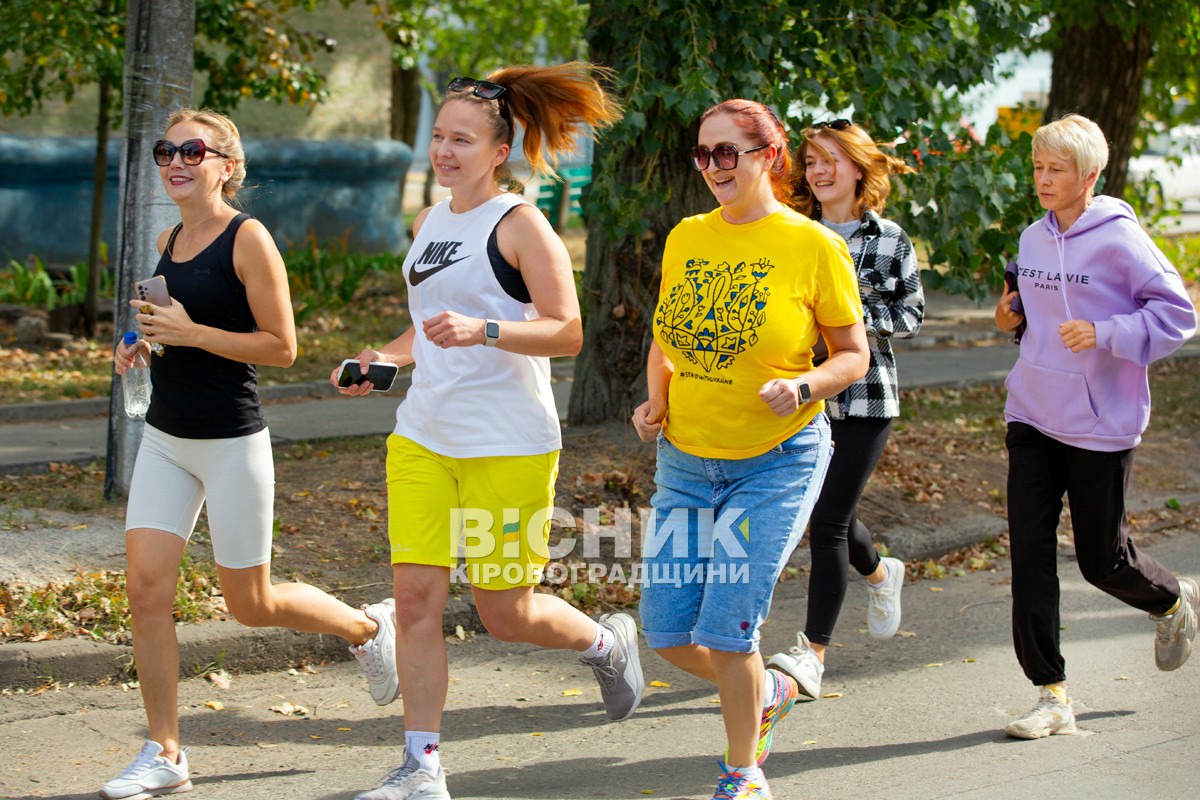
[146,213,266,439]
[393,193,561,457]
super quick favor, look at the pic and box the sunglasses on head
[690,143,769,171]
[446,76,513,132]
[152,139,229,167]
[447,76,508,100]
[811,119,853,131]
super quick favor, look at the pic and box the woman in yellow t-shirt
[632,99,868,800]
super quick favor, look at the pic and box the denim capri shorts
[639,416,832,653]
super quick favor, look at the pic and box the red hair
[699,99,793,202]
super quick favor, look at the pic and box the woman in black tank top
[104,108,400,797]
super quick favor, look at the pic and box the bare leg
[711,650,764,768]
[656,643,717,681]
[125,529,188,764]
[217,563,376,645]
[471,584,597,649]
[654,644,761,765]
[393,564,451,732]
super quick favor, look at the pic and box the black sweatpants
[1006,421,1180,686]
[804,415,893,646]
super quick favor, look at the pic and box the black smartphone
[337,359,399,392]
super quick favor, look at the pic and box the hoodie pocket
[1005,359,1099,434]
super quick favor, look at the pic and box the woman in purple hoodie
[995,114,1198,740]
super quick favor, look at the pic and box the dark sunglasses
[447,76,508,100]
[811,119,853,131]
[152,139,229,167]
[446,76,513,133]
[690,143,769,171]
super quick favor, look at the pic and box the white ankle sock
[727,763,762,782]
[580,623,613,660]
[406,731,441,774]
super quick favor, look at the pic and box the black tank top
[145,213,266,439]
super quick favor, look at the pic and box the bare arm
[760,320,870,417]
[631,339,673,441]
[421,204,582,356]
[134,218,297,367]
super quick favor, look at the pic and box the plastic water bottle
[121,331,152,419]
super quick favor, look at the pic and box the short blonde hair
[165,107,247,203]
[1033,114,1109,181]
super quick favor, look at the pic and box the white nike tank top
[393,193,561,457]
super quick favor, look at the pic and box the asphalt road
[3,529,1197,800]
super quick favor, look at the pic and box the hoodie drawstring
[1053,228,1073,322]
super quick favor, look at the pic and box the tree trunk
[567,64,712,423]
[84,76,112,339]
[105,0,194,499]
[1044,18,1152,199]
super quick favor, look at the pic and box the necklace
[170,213,221,259]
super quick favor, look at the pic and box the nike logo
[409,240,469,286]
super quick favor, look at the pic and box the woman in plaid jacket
[767,119,924,699]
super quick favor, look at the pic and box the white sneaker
[356,750,452,800]
[352,598,400,705]
[766,632,823,700]
[866,556,904,639]
[1153,576,1198,671]
[1004,687,1077,739]
[99,740,191,799]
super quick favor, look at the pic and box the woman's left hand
[423,311,484,349]
[759,378,802,417]
[130,297,193,347]
[1058,320,1096,352]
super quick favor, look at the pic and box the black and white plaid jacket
[824,210,925,419]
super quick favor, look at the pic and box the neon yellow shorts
[385,434,560,590]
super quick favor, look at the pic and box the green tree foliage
[571,0,1044,422]
[1037,0,1200,199]
[0,0,341,117]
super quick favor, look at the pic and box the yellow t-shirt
[654,207,862,459]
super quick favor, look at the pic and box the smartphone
[337,359,399,392]
[134,275,171,311]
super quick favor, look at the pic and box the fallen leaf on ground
[562,688,582,697]
[203,700,224,710]
[649,680,671,688]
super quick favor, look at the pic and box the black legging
[804,415,893,646]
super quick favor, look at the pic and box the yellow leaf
[338,727,351,731]
[294,491,311,497]
[929,586,944,592]
[803,740,818,745]
[562,688,583,697]
[531,732,543,736]
[962,657,976,663]
[204,700,224,710]
[310,735,321,740]
[925,662,944,668]
[1115,675,1129,681]
[822,692,843,698]
[642,791,655,795]
[69,523,88,530]
[709,698,722,704]
[649,680,671,688]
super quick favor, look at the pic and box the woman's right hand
[631,399,666,442]
[331,348,384,396]
[112,338,147,376]
[995,288,1025,333]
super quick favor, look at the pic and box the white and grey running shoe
[581,612,644,721]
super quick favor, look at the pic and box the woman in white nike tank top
[332,64,636,800]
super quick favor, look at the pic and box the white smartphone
[337,359,399,392]
[134,275,171,310]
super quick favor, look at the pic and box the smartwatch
[484,319,501,347]
[797,380,812,404]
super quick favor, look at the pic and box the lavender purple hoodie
[1004,195,1196,451]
